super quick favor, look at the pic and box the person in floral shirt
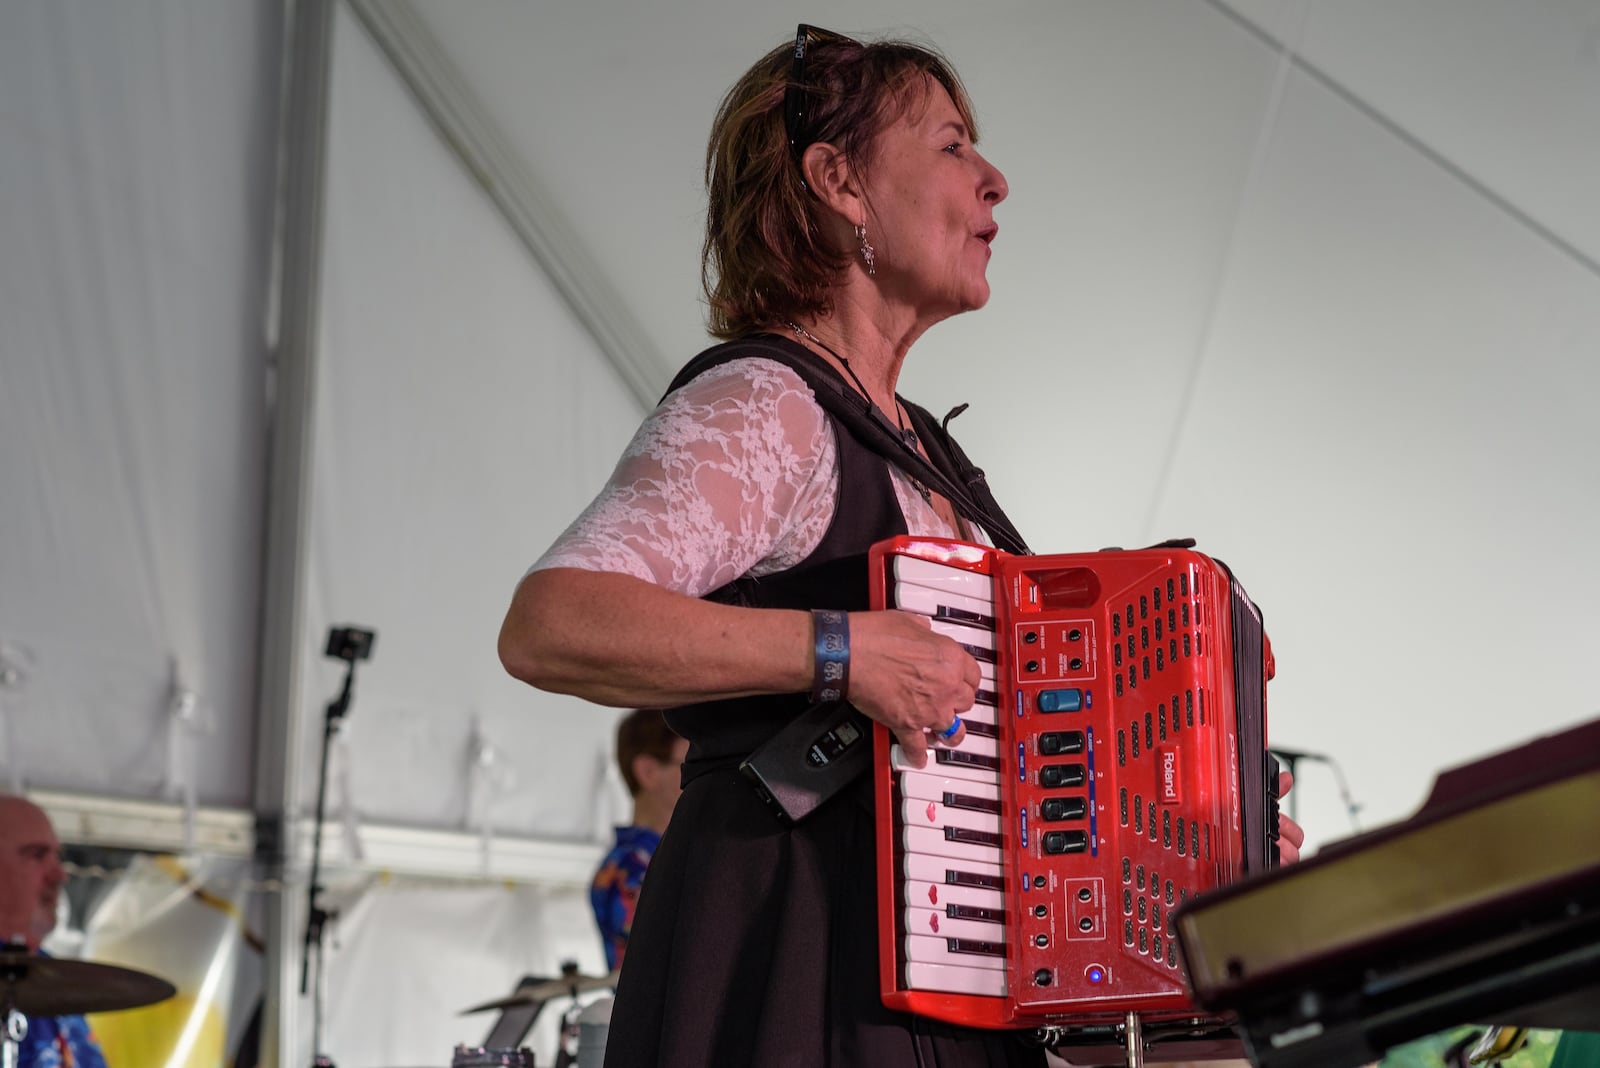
[589,712,686,970]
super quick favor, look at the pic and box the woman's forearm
[498,567,814,708]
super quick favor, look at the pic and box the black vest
[659,336,1024,781]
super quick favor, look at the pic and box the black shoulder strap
[667,336,1030,555]
[899,399,1029,555]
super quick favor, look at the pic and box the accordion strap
[668,335,1031,555]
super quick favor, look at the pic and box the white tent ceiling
[4,0,1597,874]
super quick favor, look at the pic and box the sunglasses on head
[785,24,855,172]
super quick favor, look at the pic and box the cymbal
[0,950,177,1016]
[460,970,619,1014]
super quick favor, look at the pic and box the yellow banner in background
[84,855,256,1068]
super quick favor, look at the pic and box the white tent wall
[0,0,283,806]
[1140,60,1600,837]
[321,880,606,1067]
[1217,0,1600,264]
[302,1,643,845]
[279,6,646,1062]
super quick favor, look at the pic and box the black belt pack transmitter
[740,701,873,824]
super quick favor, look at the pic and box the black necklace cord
[785,322,920,447]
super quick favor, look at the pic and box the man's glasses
[785,24,853,169]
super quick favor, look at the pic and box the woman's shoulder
[668,333,848,396]
[667,350,821,406]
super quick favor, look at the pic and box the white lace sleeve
[529,358,840,598]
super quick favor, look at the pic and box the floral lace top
[530,357,969,594]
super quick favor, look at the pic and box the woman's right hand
[846,609,978,768]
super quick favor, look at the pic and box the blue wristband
[811,609,850,704]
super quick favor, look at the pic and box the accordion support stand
[1123,1012,1145,1068]
[1036,1011,1243,1066]
[1044,1013,1151,1068]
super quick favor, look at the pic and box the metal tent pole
[255,0,336,1064]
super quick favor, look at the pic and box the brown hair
[615,709,681,796]
[702,31,980,339]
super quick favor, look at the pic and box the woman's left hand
[1277,769,1306,864]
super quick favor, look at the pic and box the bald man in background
[1,794,109,1068]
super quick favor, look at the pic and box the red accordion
[869,536,1280,1048]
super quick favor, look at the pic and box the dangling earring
[855,223,876,276]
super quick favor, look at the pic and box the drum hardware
[459,963,618,1014]
[459,960,619,1068]
[375,1044,535,1068]
[450,1045,534,1067]
[574,997,613,1068]
[1,942,176,1068]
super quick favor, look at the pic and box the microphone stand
[301,656,358,1068]
[1269,748,1364,832]
[1325,755,1362,832]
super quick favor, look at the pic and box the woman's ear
[799,141,864,225]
